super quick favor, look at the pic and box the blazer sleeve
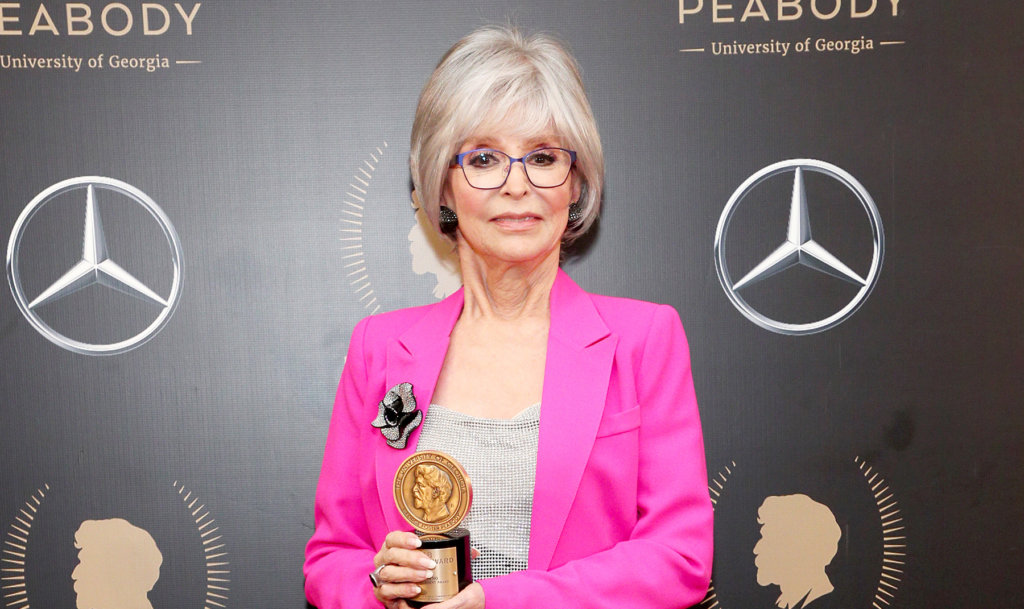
[304,317,382,609]
[479,304,714,609]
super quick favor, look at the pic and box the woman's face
[444,129,580,268]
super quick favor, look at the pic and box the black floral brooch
[371,382,422,449]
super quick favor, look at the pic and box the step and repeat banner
[1,2,1021,608]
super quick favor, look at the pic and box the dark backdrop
[1,2,1021,607]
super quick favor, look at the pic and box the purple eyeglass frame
[449,147,577,189]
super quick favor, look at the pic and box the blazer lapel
[374,290,464,534]
[529,271,617,569]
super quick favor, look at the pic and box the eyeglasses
[450,147,577,190]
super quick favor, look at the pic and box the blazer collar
[547,268,612,348]
[393,269,607,351]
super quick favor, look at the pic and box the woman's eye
[527,151,558,166]
[467,151,499,168]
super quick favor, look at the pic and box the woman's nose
[502,160,531,194]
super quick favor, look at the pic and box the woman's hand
[373,531,436,608]
[421,582,485,609]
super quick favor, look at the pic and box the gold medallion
[393,451,472,534]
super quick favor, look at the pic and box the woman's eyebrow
[525,135,559,148]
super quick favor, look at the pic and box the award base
[408,528,472,607]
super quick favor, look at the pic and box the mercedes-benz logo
[714,159,884,335]
[6,176,183,355]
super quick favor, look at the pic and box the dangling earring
[439,205,459,235]
[567,201,583,226]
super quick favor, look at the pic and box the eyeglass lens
[460,148,573,189]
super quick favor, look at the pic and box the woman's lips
[491,213,541,229]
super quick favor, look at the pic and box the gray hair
[410,26,604,244]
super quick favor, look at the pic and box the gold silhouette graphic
[753,494,841,609]
[408,190,461,299]
[412,464,456,522]
[72,518,163,609]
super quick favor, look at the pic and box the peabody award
[393,450,473,606]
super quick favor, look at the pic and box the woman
[304,26,713,609]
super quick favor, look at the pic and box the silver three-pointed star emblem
[714,159,884,335]
[6,176,183,355]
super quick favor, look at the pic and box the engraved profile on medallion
[72,518,163,609]
[753,495,841,609]
[412,464,456,523]
[394,451,471,534]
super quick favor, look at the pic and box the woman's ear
[439,181,456,214]
[570,168,583,204]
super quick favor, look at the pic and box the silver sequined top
[416,403,540,580]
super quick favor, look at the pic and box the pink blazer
[304,270,713,609]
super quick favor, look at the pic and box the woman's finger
[376,581,422,602]
[375,531,425,568]
[383,547,437,570]
[375,564,434,585]
[385,531,422,550]
[419,582,485,609]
